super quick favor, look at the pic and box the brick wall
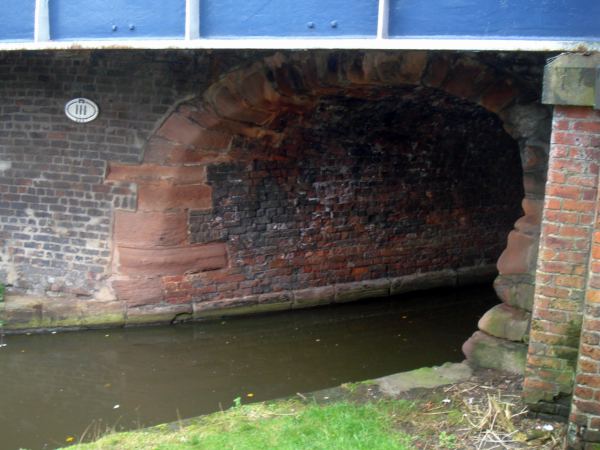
[174,89,523,303]
[524,106,600,431]
[0,50,549,330]
[0,50,246,296]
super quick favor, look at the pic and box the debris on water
[51,331,57,334]
[113,404,120,409]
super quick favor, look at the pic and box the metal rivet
[111,25,118,32]
[307,22,315,29]
[129,24,135,31]
[330,20,338,28]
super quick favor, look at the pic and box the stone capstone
[376,362,473,397]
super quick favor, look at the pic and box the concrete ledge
[390,269,456,295]
[192,264,497,321]
[0,264,498,333]
[1,296,125,332]
[542,52,600,108]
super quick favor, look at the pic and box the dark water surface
[0,285,498,449]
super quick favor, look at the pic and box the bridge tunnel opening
[106,51,550,363]
[192,86,524,295]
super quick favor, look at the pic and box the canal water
[0,285,497,449]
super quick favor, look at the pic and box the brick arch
[107,51,550,345]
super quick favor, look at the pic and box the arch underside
[105,51,550,368]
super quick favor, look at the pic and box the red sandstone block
[137,182,212,211]
[112,277,164,306]
[496,230,537,275]
[143,137,191,164]
[114,210,188,247]
[209,84,274,125]
[479,80,517,113]
[178,103,223,129]
[117,242,227,277]
[234,69,283,111]
[156,113,233,149]
[107,163,206,185]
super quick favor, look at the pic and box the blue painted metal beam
[0,0,599,47]
[0,0,35,42]
[49,0,185,40]
[200,0,378,37]
[389,0,600,40]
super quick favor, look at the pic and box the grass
[66,400,416,450]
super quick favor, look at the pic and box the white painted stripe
[377,0,390,39]
[0,38,598,52]
[34,0,50,42]
[186,0,200,40]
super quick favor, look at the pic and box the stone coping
[0,264,496,334]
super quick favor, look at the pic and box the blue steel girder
[0,0,599,51]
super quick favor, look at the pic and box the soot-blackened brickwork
[187,88,524,299]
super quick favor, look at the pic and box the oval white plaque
[65,98,99,123]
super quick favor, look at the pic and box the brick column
[522,53,600,448]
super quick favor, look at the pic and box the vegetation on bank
[66,400,416,450]
[64,369,567,450]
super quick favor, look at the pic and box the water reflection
[0,285,497,449]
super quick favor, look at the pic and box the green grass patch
[68,400,415,450]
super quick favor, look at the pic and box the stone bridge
[1,16,600,446]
